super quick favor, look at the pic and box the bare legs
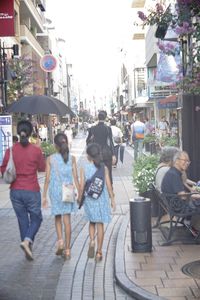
[63,214,71,251]
[88,222,104,260]
[55,214,71,259]
[55,215,63,241]
[96,223,104,254]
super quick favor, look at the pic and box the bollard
[129,197,152,253]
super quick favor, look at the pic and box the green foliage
[160,136,178,147]
[143,134,157,144]
[7,56,36,104]
[41,142,56,157]
[133,154,159,194]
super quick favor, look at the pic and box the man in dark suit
[86,111,116,184]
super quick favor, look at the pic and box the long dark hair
[54,133,69,163]
[17,120,33,147]
[86,143,102,168]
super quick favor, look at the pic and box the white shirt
[111,125,123,146]
[64,129,73,145]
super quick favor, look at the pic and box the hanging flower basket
[155,23,168,39]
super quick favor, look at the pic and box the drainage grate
[182,260,200,279]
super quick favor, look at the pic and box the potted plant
[133,154,160,216]
[159,136,178,147]
[143,134,157,152]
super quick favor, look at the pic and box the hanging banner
[0,0,15,37]
[148,67,177,99]
[156,52,182,83]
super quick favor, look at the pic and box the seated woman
[155,146,179,192]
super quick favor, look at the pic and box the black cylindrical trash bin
[130,197,152,253]
[150,142,156,154]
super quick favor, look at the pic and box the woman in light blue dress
[43,133,79,260]
[79,143,116,262]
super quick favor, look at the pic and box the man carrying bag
[86,111,116,184]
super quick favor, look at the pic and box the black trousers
[101,146,113,185]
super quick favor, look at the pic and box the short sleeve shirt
[161,167,185,194]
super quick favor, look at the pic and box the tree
[6,56,38,104]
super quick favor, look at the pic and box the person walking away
[158,116,168,138]
[86,110,116,184]
[144,118,154,135]
[1,120,46,261]
[79,143,116,261]
[170,113,178,137]
[110,119,123,168]
[131,116,145,160]
[64,125,73,149]
[123,122,131,145]
[42,133,79,260]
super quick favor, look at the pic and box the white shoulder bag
[53,157,75,203]
[3,147,16,184]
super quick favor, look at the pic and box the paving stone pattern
[0,134,135,300]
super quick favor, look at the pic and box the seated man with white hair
[161,150,200,235]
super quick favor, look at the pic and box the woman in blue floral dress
[42,133,79,260]
[79,143,116,262]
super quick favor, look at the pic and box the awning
[159,94,177,104]
[133,102,153,108]
[158,95,178,109]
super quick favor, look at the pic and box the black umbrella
[6,95,75,116]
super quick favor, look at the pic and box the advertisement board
[0,0,15,37]
[148,67,177,99]
[0,115,13,165]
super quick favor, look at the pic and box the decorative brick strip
[115,212,166,300]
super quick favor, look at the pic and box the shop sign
[148,67,177,99]
[0,0,14,37]
[157,95,178,109]
[0,115,12,165]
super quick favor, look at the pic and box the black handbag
[79,164,105,209]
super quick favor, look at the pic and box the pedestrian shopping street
[0,133,134,300]
[1,133,200,300]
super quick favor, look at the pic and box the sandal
[55,239,64,256]
[95,250,103,262]
[87,240,95,258]
[63,249,71,260]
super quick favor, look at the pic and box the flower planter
[155,23,168,39]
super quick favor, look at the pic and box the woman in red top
[1,120,45,261]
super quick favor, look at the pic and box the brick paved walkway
[123,220,200,300]
[0,133,135,300]
[2,133,200,299]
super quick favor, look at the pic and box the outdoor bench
[149,184,200,246]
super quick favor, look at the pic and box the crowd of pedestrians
[0,110,189,264]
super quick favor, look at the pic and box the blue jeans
[134,139,143,160]
[10,189,43,243]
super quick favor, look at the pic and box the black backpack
[79,164,105,209]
